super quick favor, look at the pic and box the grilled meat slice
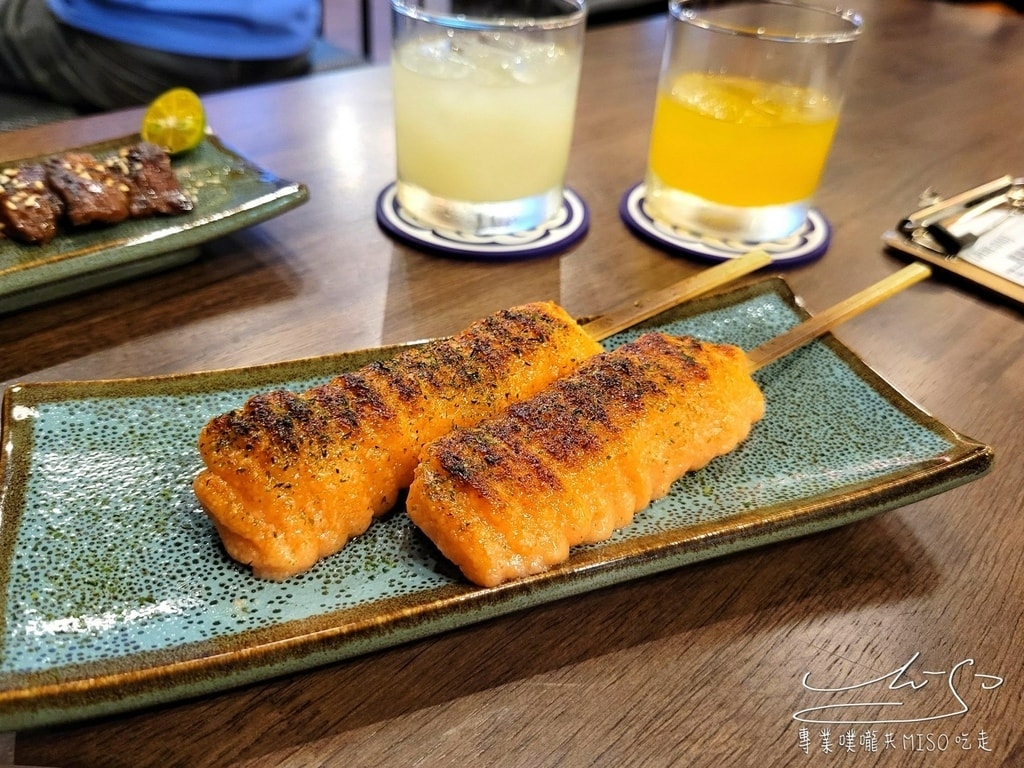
[194,302,604,580]
[0,164,64,244]
[109,142,193,218]
[45,151,130,226]
[406,333,765,587]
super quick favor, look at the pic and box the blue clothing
[46,0,321,59]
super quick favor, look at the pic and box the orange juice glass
[644,0,862,242]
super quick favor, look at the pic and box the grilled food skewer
[194,258,765,579]
[407,333,764,587]
[407,263,933,587]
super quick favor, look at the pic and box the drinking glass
[390,0,587,236]
[643,0,862,242]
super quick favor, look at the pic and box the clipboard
[883,175,1024,307]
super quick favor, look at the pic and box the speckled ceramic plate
[0,131,308,313]
[0,278,992,731]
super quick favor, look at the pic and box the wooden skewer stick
[745,262,933,372]
[581,249,773,342]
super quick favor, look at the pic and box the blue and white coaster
[376,183,589,260]
[620,182,831,266]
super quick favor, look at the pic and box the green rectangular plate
[0,131,308,313]
[0,278,993,731]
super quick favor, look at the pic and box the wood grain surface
[3,1,1023,765]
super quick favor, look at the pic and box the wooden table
[3,1,1023,765]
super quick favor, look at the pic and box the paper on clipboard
[955,212,1024,287]
[883,176,1024,306]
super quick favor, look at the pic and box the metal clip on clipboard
[884,175,1024,307]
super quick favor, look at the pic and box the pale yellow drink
[392,35,582,232]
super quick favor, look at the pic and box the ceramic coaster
[376,183,589,260]
[620,182,831,266]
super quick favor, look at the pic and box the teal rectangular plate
[0,278,993,731]
[0,131,308,313]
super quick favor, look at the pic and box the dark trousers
[0,0,311,111]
